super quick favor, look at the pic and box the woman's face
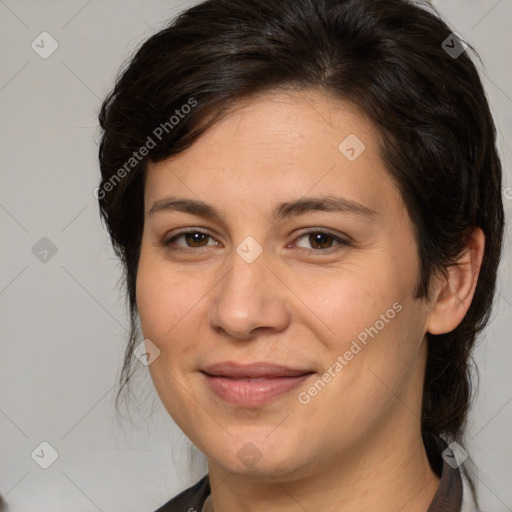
[136,89,435,480]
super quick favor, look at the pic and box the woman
[97,0,504,510]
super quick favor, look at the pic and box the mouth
[200,362,315,406]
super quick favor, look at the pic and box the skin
[136,89,485,512]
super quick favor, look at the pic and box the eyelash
[162,229,351,255]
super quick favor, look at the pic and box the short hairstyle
[97,0,504,475]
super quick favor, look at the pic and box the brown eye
[183,232,210,247]
[164,230,218,249]
[308,232,335,249]
[293,230,350,253]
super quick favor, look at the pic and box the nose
[208,247,291,340]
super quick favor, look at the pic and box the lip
[201,362,314,406]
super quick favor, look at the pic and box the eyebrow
[148,195,377,221]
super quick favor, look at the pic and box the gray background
[0,1,511,511]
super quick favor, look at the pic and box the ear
[426,227,485,335]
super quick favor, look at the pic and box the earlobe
[426,227,485,335]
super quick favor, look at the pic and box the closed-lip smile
[201,361,314,405]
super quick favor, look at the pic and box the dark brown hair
[97,0,504,487]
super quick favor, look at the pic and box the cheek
[136,255,199,345]
[303,263,397,346]
[297,280,423,435]
[304,252,422,388]
[135,259,207,418]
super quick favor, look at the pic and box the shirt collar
[426,436,463,512]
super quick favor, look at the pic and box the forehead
[144,89,405,222]
[190,89,374,165]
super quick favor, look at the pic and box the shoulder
[153,475,210,512]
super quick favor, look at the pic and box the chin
[202,429,311,480]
